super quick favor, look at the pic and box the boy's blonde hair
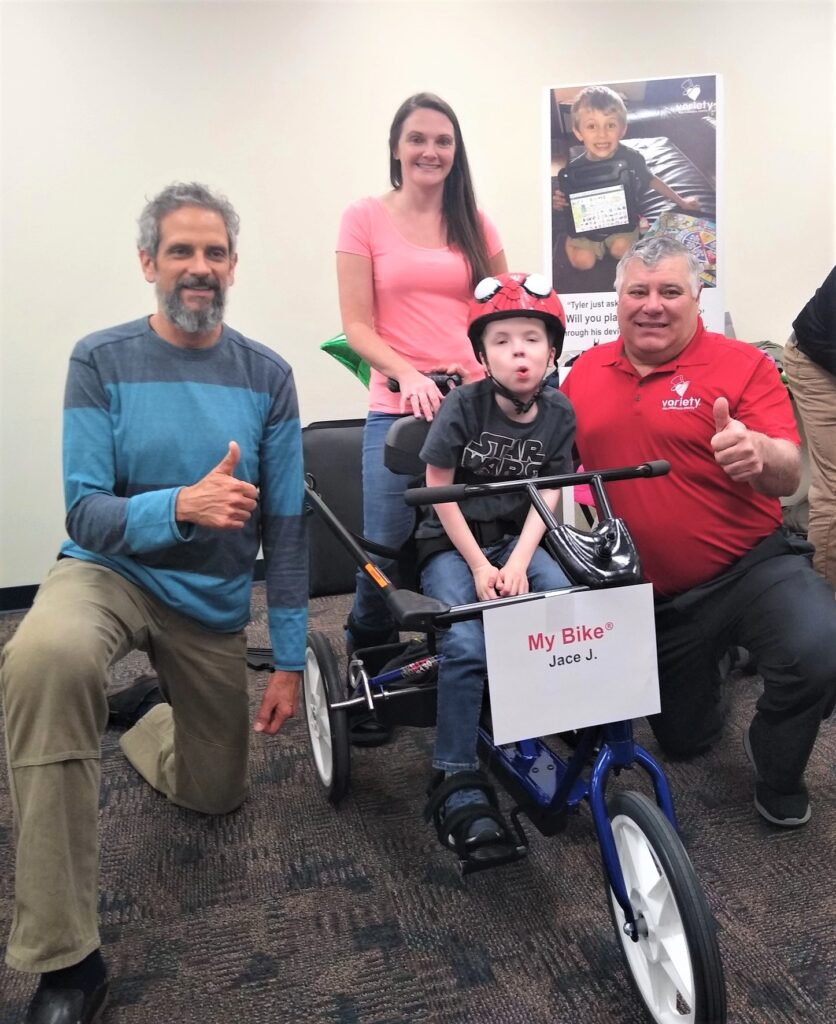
[571,86,628,129]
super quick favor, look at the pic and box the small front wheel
[303,631,351,804]
[606,791,726,1024]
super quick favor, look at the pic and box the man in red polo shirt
[562,236,836,827]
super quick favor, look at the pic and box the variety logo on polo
[662,374,702,410]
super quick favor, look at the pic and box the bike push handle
[387,371,462,393]
[403,460,671,506]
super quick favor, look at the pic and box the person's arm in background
[336,251,434,390]
[253,365,308,735]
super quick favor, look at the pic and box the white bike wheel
[607,791,726,1024]
[303,631,350,804]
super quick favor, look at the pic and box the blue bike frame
[306,458,679,937]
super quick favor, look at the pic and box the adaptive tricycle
[301,445,727,1024]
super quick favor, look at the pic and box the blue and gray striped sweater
[61,318,307,670]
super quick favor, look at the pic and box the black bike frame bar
[403,460,670,507]
[431,585,587,627]
[304,483,396,597]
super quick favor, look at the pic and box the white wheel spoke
[317,724,333,754]
[643,873,673,926]
[656,931,694,1006]
[314,700,330,732]
[644,959,672,1018]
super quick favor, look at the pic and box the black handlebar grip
[640,459,671,477]
[387,372,463,393]
[404,483,468,506]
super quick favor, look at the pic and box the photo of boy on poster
[548,75,718,315]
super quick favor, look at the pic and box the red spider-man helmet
[467,272,566,361]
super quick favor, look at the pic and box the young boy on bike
[417,272,576,870]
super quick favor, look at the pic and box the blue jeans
[350,412,416,636]
[422,540,571,771]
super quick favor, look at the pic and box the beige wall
[1,0,834,588]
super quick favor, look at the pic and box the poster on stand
[543,74,722,355]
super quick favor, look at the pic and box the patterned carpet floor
[1,585,834,1023]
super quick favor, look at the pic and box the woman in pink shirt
[337,92,507,651]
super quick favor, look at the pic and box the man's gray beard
[158,282,226,334]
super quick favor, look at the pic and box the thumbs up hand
[176,441,259,528]
[710,397,764,483]
[713,397,731,433]
[214,440,241,476]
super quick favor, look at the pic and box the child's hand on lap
[496,559,530,598]
[472,563,501,601]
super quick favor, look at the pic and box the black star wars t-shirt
[415,378,576,556]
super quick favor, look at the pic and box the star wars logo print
[462,432,546,478]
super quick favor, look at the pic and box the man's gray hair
[614,235,702,298]
[137,182,240,257]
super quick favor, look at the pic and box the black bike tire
[303,631,351,804]
[605,790,727,1024]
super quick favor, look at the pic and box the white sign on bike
[483,584,660,745]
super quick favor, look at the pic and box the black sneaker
[26,949,109,1023]
[108,674,166,728]
[24,979,109,1024]
[743,727,810,827]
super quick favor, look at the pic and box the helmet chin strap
[481,355,546,414]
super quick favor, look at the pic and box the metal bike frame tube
[588,745,639,935]
[632,746,678,828]
[587,722,678,934]
[304,484,396,596]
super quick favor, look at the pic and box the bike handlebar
[387,372,462,394]
[403,460,671,506]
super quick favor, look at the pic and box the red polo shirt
[561,321,800,597]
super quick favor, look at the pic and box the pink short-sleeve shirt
[337,196,503,413]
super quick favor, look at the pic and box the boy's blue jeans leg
[423,540,570,772]
[349,412,415,638]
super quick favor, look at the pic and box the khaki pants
[784,338,836,589]
[0,558,249,972]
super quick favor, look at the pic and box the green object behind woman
[320,333,371,389]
